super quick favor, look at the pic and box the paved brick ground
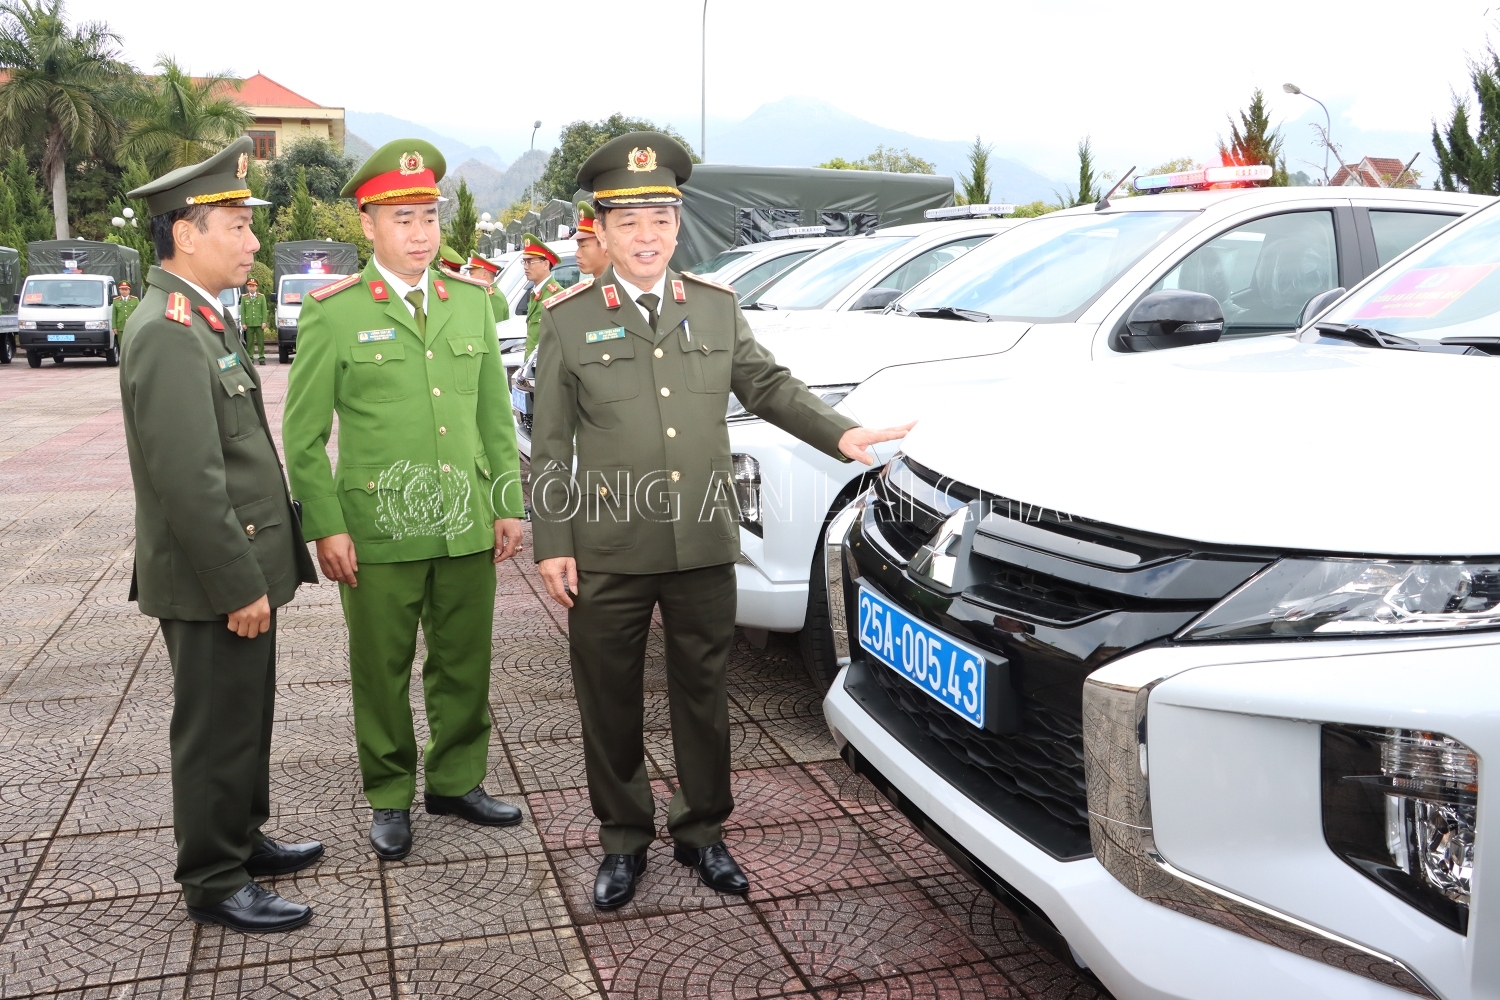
[0,360,1105,999]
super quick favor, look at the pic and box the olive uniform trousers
[569,563,737,856]
[161,614,277,908]
[340,551,496,809]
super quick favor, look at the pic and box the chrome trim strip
[1082,675,1439,999]
[977,511,1142,568]
[824,494,866,666]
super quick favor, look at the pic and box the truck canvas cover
[26,240,141,287]
[0,246,19,327]
[272,241,361,285]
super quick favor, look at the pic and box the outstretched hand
[837,422,916,466]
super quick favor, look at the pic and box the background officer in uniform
[531,132,911,909]
[466,254,510,321]
[119,136,322,933]
[240,277,268,365]
[521,233,563,359]
[572,202,607,279]
[111,280,139,344]
[282,139,527,861]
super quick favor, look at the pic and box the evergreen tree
[817,145,935,174]
[1054,137,1101,208]
[446,177,477,258]
[1433,47,1500,194]
[957,136,993,205]
[1,146,52,266]
[103,157,152,266]
[1219,88,1289,186]
[288,166,316,241]
[247,159,273,267]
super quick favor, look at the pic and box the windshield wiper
[884,302,911,316]
[1315,322,1421,350]
[740,302,776,311]
[1440,336,1500,356]
[909,306,991,322]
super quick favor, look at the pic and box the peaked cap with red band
[520,233,559,267]
[340,139,447,208]
[573,200,597,238]
[468,255,500,275]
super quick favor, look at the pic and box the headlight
[731,453,762,536]
[1322,724,1476,934]
[1180,558,1500,639]
[84,320,107,330]
[18,320,35,330]
[727,384,858,423]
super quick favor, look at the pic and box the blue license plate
[46,334,75,342]
[511,386,532,414]
[858,585,986,728]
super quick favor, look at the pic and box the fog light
[1322,724,1477,934]
[731,453,761,536]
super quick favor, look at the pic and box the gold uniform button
[367,481,375,490]
[467,344,473,352]
[245,524,256,536]
[670,471,681,482]
[432,387,441,396]
[236,384,245,393]
[666,427,676,438]
[598,484,609,497]
[426,350,434,359]
[442,463,451,473]
[654,348,664,358]
[438,426,447,435]
[660,387,670,397]
[601,353,610,361]
[374,353,382,361]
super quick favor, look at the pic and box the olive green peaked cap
[341,139,446,207]
[576,131,692,207]
[127,136,270,218]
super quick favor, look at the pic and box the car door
[730,248,820,295]
[1352,206,1464,274]
[843,235,994,310]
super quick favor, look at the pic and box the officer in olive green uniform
[521,233,563,359]
[111,281,139,339]
[532,132,907,910]
[239,278,269,364]
[282,139,527,862]
[120,137,322,934]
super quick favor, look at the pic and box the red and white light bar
[1133,164,1273,192]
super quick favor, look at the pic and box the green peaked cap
[576,131,691,207]
[127,136,270,218]
[341,139,446,206]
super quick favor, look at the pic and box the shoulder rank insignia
[433,278,449,301]
[368,279,389,302]
[682,270,735,293]
[196,305,224,331]
[165,292,192,326]
[542,276,595,310]
[671,279,686,303]
[310,274,361,302]
[601,283,621,309]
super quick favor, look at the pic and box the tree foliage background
[1433,46,1500,194]
[1218,88,1289,186]
[539,114,698,202]
[818,145,935,174]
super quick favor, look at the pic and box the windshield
[280,276,341,305]
[1319,204,1500,342]
[896,211,1193,321]
[691,248,753,276]
[218,289,238,307]
[21,279,105,307]
[748,236,913,308]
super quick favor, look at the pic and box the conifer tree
[958,136,993,205]
[447,178,477,259]
[289,166,316,241]
[1433,47,1500,194]
[1219,88,1289,186]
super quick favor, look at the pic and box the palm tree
[0,0,129,239]
[122,57,252,175]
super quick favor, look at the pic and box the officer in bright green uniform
[437,244,465,275]
[531,132,910,910]
[111,281,139,340]
[120,136,322,934]
[521,233,563,359]
[467,255,509,321]
[282,139,527,862]
[239,278,269,364]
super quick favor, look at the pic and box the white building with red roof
[229,73,345,161]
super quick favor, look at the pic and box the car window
[749,237,913,308]
[898,211,1193,321]
[877,236,990,294]
[552,258,581,289]
[692,248,753,276]
[21,279,106,307]
[731,250,816,294]
[1369,210,1457,266]
[218,289,237,307]
[1153,211,1336,336]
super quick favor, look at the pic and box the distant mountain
[346,111,509,171]
[707,97,1063,203]
[344,131,375,164]
[441,150,548,216]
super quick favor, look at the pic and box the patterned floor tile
[0,837,46,910]
[852,812,959,881]
[581,908,802,999]
[192,868,387,970]
[802,760,897,817]
[18,827,178,908]
[0,892,195,996]
[809,962,1020,998]
[385,851,569,945]
[0,781,74,843]
[185,950,390,998]
[392,928,601,999]
[723,765,845,831]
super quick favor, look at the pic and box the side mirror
[10,293,17,304]
[849,287,902,311]
[1118,290,1224,352]
[1299,287,1345,328]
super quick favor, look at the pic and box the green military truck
[272,240,360,363]
[0,246,19,364]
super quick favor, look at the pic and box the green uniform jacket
[283,263,524,564]
[240,291,268,328]
[523,275,564,359]
[531,265,857,574]
[119,267,317,620]
[491,285,510,323]
[111,294,139,332]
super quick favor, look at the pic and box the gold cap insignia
[235,152,249,179]
[399,151,425,175]
[626,146,657,173]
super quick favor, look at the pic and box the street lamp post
[701,0,708,161]
[1283,82,1332,184]
[529,119,542,209]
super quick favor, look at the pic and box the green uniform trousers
[161,614,276,908]
[245,325,265,361]
[340,551,496,809]
[569,563,736,855]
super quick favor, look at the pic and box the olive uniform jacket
[282,262,525,564]
[119,267,316,620]
[523,275,564,359]
[531,266,857,575]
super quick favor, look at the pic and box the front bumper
[19,331,110,354]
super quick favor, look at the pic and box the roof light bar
[767,225,828,239]
[925,203,1017,220]
[1134,164,1273,192]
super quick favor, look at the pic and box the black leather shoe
[674,841,750,894]
[370,809,412,860]
[593,851,647,910]
[186,881,311,933]
[424,786,522,827]
[244,837,324,877]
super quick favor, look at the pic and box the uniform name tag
[358,329,397,343]
[216,353,240,370]
[585,327,626,343]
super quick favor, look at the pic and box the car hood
[900,336,1500,557]
[745,310,1030,387]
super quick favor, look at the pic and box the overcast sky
[66,0,1495,178]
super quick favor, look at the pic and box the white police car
[818,191,1500,1000]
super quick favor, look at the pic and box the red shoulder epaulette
[196,305,224,331]
[543,274,595,309]
[432,278,449,301]
[309,274,361,302]
[681,270,735,293]
[165,292,192,326]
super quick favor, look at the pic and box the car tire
[104,337,119,367]
[0,334,13,364]
[278,345,291,364]
[26,351,41,368]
